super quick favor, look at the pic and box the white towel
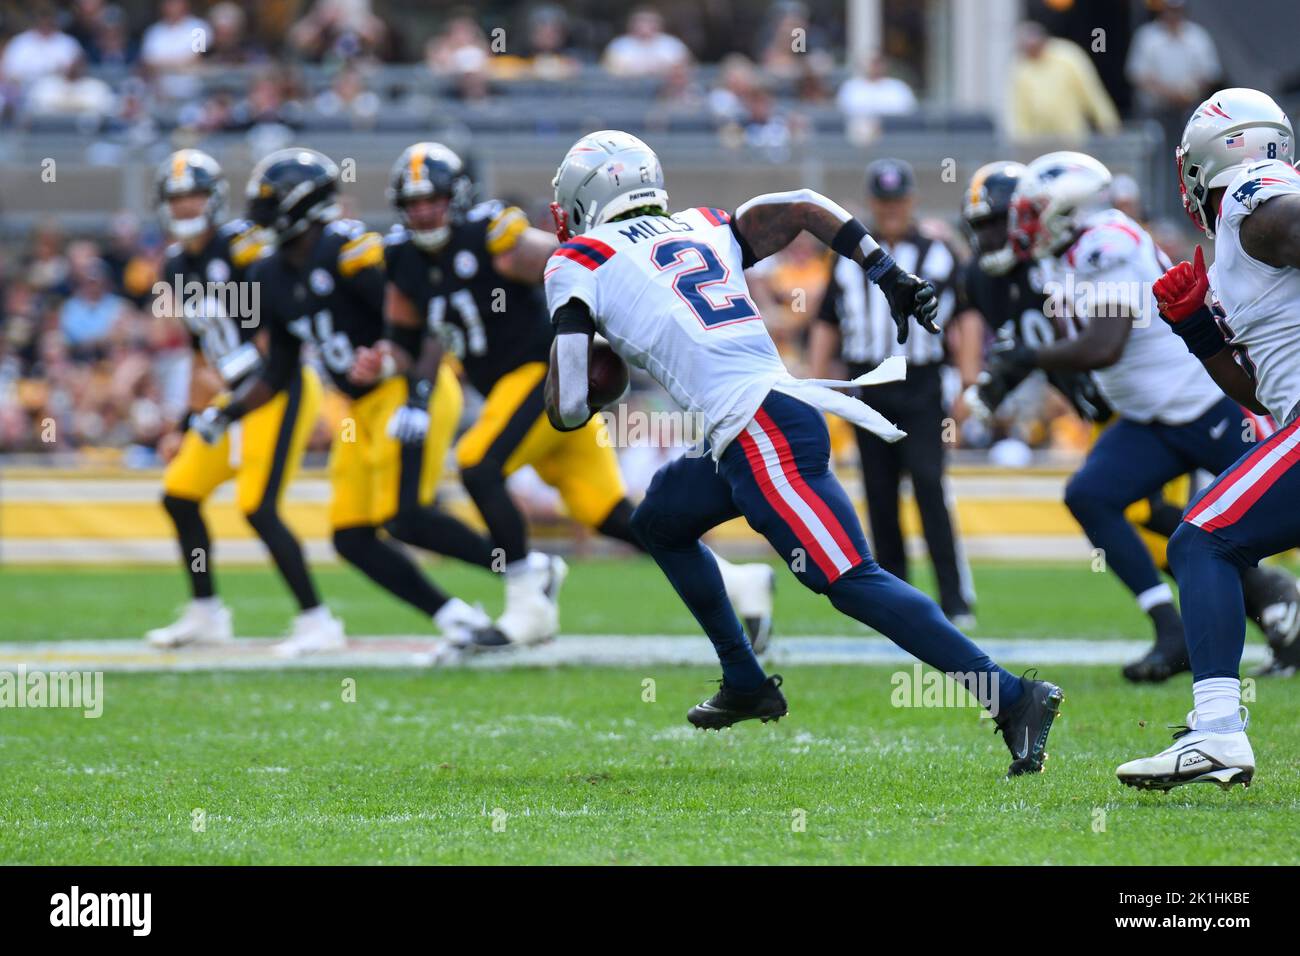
[772,355,908,443]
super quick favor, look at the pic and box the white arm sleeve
[555,332,591,428]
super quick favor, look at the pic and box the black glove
[876,264,940,344]
[973,333,1039,416]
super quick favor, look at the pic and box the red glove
[1153,245,1209,321]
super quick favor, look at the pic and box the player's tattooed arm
[494,227,559,284]
[1239,194,1300,269]
[734,189,938,342]
[733,189,877,264]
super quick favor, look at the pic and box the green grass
[2,560,1296,865]
[0,557,1210,641]
[4,666,1299,865]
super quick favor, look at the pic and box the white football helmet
[550,130,669,239]
[1008,151,1113,261]
[1177,88,1294,238]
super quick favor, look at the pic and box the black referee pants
[849,362,972,618]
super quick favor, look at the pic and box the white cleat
[478,552,565,650]
[1116,710,1255,792]
[433,598,494,649]
[273,606,347,658]
[146,599,234,648]
[715,556,776,654]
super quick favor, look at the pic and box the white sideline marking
[0,635,1269,672]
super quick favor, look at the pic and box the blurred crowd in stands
[0,1,1223,140]
[0,0,1230,461]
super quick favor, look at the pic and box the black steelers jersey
[251,218,387,399]
[384,200,552,396]
[161,219,266,384]
[958,257,1113,423]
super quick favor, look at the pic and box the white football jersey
[1043,208,1223,424]
[1208,159,1300,427]
[544,206,790,455]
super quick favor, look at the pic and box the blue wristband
[1166,303,1227,361]
[863,248,898,285]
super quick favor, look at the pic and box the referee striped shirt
[817,229,958,367]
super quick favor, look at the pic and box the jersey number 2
[651,239,759,328]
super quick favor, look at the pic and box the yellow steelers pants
[456,361,626,527]
[164,366,323,514]
[328,365,462,529]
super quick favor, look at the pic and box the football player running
[1118,89,1300,790]
[543,130,1063,777]
[353,141,775,651]
[966,158,1300,682]
[191,148,497,654]
[146,149,345,652]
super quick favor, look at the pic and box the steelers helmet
[155,149,227,242]
[245,148,341,243]
[962,161,1026,276]
[386,142,473,251]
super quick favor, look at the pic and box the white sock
[1136,583,1174,613]
[1193,677,1244,732]
[297,605,331,623]
[193,597,223,611]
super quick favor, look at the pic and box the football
[587,340,629,409]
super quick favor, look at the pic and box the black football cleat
[1123,611,1190,684]
[1122,645,1191,683]
[468,626,517,652]
[1246,567,1300,677]
[992,673,1063,777]
[687,674,787,730]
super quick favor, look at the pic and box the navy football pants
[1170,415,1300,680]
[1064,397,1262,600]
[631,390,1022,709]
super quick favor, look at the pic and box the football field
[3,559,1298,865]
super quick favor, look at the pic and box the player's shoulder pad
[336,228,385,278]
[551,234,618,271]
[1224,159,1300,218]
[1067,213,1144,274]
[690,206,732,226]
[221,219,266,270]
[478,201,529,256]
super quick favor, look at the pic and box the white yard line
[0,635,1268,672]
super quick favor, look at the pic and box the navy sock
[827,562,1023,712]
[638,541,765,690]
[1168,523,1247,680]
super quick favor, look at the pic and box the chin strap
[550,202,571,242]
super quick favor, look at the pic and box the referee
[810,158,975,625]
